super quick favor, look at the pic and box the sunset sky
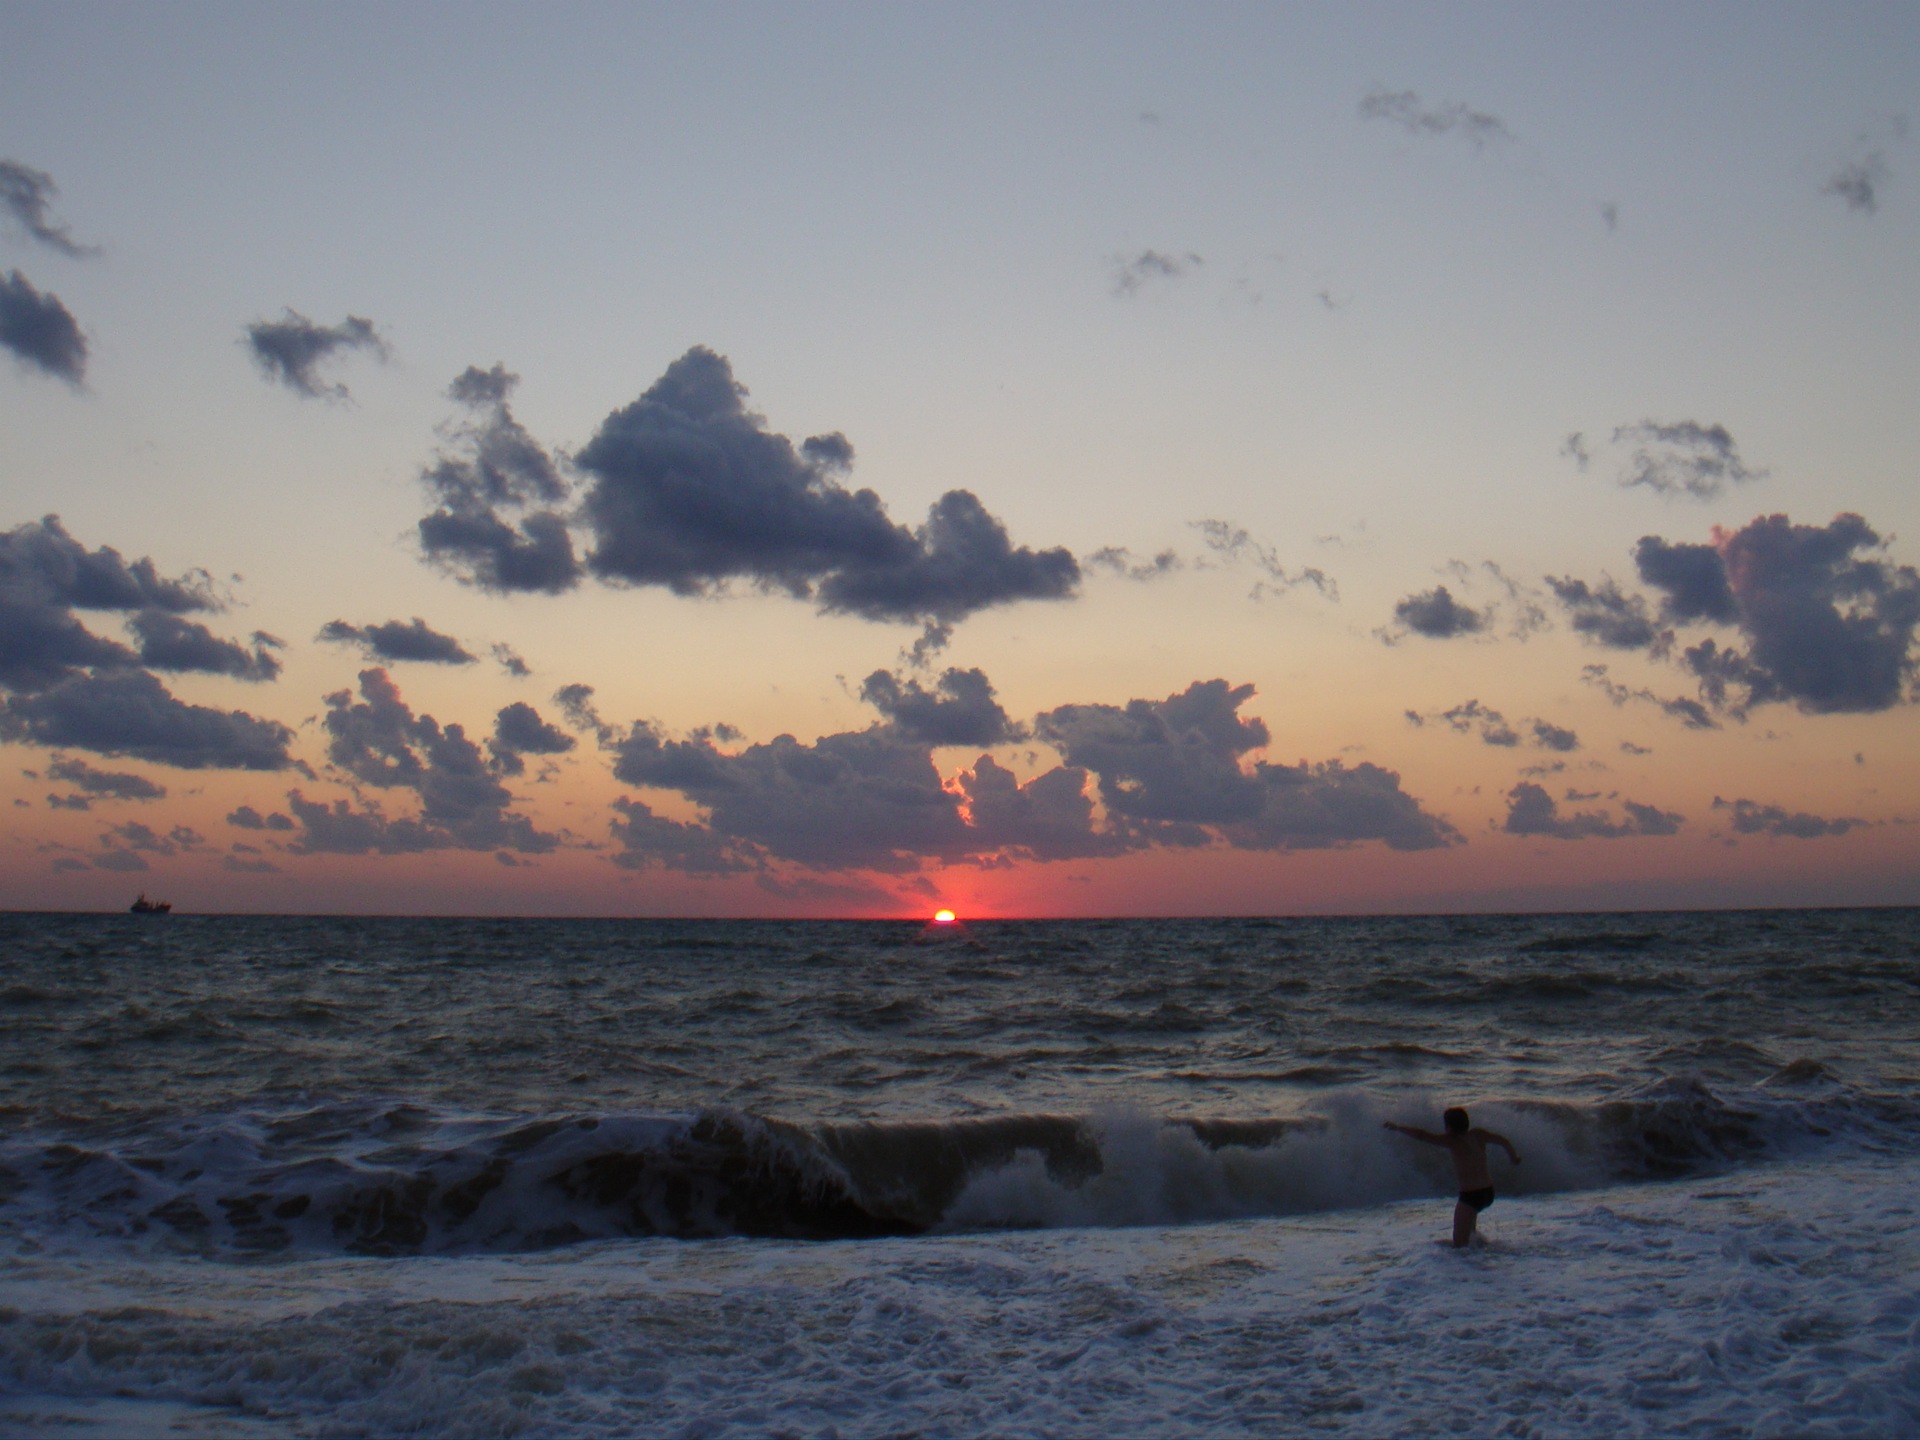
[2,2,1917,916]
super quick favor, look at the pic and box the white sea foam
[4,1150,1917,1437]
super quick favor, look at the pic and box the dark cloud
[1825,155,1888,214]
[553,683,612,743]
[129,611,281,680]
[0,270,86,383]
[318,617,477,666]
[606,675,1455,875]
[575,347,1078,624]
[1708,513,1920,714]
[227,805,293,831]
[1358,87,1513,148]
[1610,420,1765,501]
[1110,250,1203,297]
[243,310,387,400]
[1546,576,1665,651]
[858,667,1020,747]
[2,669,296,769]
[1529,719,1580,753]
[488,701,576,776]
[1503,782,1683,840]
[0,160,95,257]
[1712,796,1865,839]
[417,365,582,595]
[302,668,556,854]
[1192,520,1335,602]
[1391,585,1486,640]
[46,756,165,801]
[1634,536,1737,623]
[492,644,531,678]
[93,849,147,872]
[1036,680,1456,852]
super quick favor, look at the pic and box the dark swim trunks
[1458,1186,1496,1211]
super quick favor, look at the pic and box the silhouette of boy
[1384,1106,1521,1247]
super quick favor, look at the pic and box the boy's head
[1443,1106,1470,1134]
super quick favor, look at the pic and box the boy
[1384,1107,1522,1247]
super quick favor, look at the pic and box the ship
[129,893,172,915]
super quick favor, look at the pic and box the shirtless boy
[1384,1107,1522,1247]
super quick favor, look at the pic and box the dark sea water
[3,908,1918,1436]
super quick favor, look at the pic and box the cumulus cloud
[487,700,575,776]
[318,617,476,666]
[858,667,1020,747]
[606,675,1456,875]
[417,365,582,595]
[492,644,531,678]
[298,668,557,854]
[1358,87,1513,148]
[1546,575,1665,651]
[1608,421,1766,501]
[553,683,612,743]
[1712,796,1865,839]
[227,805,293,831]
[0,161,94,257]
[1109,250,1203,297]
[243,310,387,400]
[0,270,86,383]
[1503,782,1683,840]
[1,669,297,770]
[575,347,1079,624]
[1390,585,1486,640]
[45,756,165,805]
[0,516,299,768]
[1529,719,1580,752]
[1632,535,1737,624]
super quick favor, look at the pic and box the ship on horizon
[129,893,172,915]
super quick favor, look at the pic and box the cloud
[417,365,583,595]
[1192,520,1335,602]
[1712,796,1865,839]
[243,310,387,400]
[300,668,557,854]
[1109,250,1203,297]
[45,756,165,802]
[1035,679,1456,852]
[1358,87,1513,148]
[1561,433,1591,471]
[1609,421,1765,501]
[553,683,612,743]
[1529,719,1580,752]
[1582,664,1720,730]
[575,347,1079,624]
[1390,585,1486,640]
[1087,547,1182,582]
[858,667,1020,747]
[0,160,94,257]
[0,270,86,383]
[2,669,296,769]
[492,644,531,678]
[227,805,293,831]
[1825,154,1889,214]
[606,675,1456,874]
[1546,575,1665,651]
[488,700,576,776]
[1633,536,1737,623]
[129,612,281,680]
[318,617,477,666]
[1503,782,1683,840]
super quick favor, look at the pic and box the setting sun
[933,910,956,924]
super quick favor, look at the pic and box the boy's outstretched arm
[1382,1121,1447,1146]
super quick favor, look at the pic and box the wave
[3,1074,1914,1259]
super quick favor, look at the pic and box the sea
[1,908,1917,1438]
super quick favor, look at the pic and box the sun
[932,909,957,924]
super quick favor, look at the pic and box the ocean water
[1,909,1917,1436]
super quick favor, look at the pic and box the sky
[2,1,1917,917]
